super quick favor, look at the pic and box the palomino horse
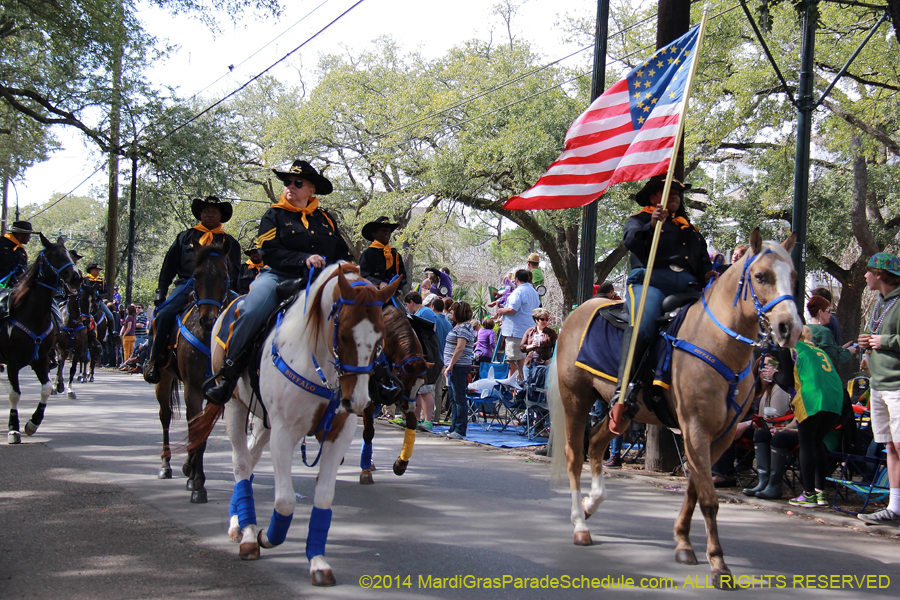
[53,287,94,398]
[156,242,231,503]
[359,305,430,484]
[548,230,800,588]
[191,262,399,585]
[0,236,82,444]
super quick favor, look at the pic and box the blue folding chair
[467,362,510,431]
[827,450,890,515]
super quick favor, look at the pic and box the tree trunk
[644,0,692,472]
[104,6,123,290]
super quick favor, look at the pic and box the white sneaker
[447,432,466,440]
[857,508,900,526]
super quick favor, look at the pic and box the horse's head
[191,241,230,331]
[735,229,802,348]
[77,283,94,317]
[379,306,431,414]
[40,234,82,294]
[331,266,402,415]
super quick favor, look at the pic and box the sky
[16,0,598,207]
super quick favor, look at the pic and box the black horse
[0,235,82,444]
[53,286,94,398]
[80,278,108,382]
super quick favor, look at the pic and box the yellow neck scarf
[86,273,103,283]
[246,258,264,268]
[369,241,394,269]
[639,205,693,230]
[192,223,225,245]
[271,194,325,229]
[4,232,24,252]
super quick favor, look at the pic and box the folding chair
[827,451,890,515]
[524,365,550,440]
[467,362,509,431]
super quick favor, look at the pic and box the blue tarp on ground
[431,425,547,448]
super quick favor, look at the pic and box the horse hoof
[67,391,76,399]
[24,421,38,436]
[239,542,259,560]
[713,571,736,590]
[89,375,94,383]
[675,549,699,565]
[393,459,408,476]
[311,569,337,587]
[359,470,374,485]
[182,461,191,477]
[573,530,592,546]
[158,468,172,479]
[190,488,208,504]
[186,479,195,491]
[7,431,21,445]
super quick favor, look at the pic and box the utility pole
[125,152,138,305]
[105,1,124,292]
[576,0,610,305]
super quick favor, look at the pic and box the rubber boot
[608,326,646,436]
[742,442,770,496]
[755,446,787,499]
[204,354,249,406]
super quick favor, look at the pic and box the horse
[359,304,430,484]
[81,279,108,382]
[53,286,94,398]
[155,242,231,503]
[190,262,399,586]
[0,235,82,444]
[547,229,801,588]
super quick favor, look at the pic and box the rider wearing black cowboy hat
[359,216,407,291]
[204,160,353,405]
[144,195,241,384]
[0,221,36,288]
[237,243,265,296]
[84,262,116,332]
[608,175,713,433]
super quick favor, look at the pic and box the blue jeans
[448,365,470,436]
[148,282,192,362]
[626,268,697,344]
[224,270,285,361]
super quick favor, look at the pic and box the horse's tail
[187,403,223,453]
[547,355,567,488]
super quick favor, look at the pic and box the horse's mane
[383,305,422,359]
[193,243,226,268]
[302,262,369,349]
[10,250,47,309]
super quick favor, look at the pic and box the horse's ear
[425,361,435,369]
[749,228,763,256]
[336,265,354,298]
[39,233,52,248]
[782,231,797,253]
[376,277,402,303]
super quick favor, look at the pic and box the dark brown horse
[81,280,108,383]
[155,242,231,503]
[359,305,431,484]
[548,230,801,588]
[52,286,94,398]
[1,236,82,444]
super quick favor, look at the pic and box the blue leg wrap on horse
[360,442,373,470]
[266,509,293,546]
[231,476,256,528]
[305,507,332,560]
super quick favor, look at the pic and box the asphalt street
[1,369,899,599]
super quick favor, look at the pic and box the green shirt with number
[790,340,843,422]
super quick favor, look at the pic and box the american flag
[504,26,701,211]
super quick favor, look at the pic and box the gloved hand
[152,290,167,307]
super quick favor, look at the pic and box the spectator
[495,269,541,381]
[856,253,900,527]
[732,244,749,265]
[121,305,137,363]
[527,253,544,287]
[103,301,121,367]
[474,318,496,363]
[806,296,856,367]
[443,298,454,322]
[112,286,121,308]
[519,307,557,382]
[597,281,621,300]
[811,286,841,345]
[404,291,437,431]
[134,304,148,348]
[489,271,516,309]
[427,295,452,422]
[424,267,453,297]
[443,301,476,440]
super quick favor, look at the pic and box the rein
[175,253,231,379]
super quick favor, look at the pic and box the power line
[27,164,106,219]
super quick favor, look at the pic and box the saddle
[598,292,700,331]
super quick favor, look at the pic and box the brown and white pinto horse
[359,305,431,484]
[548,230,801,588]
[191,262,399,586]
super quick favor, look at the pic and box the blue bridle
[174,252,231,378]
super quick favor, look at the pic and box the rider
[609,175,713,433]
[237,244,265,295]
[143,196,241,384]
[204,160,353,405]
[84,263,115,334]
[359,216,407,292]
[0,221,34,288]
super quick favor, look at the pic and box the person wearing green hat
[856,252,900,529]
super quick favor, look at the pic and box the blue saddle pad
[574,303,690,391]
[214,296,245,353]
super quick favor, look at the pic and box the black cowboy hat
[634,175,692,207]
[191,195,233,224]
[271,160,333,196]
[243,244,261,257]
[361,216,400,242]
[70,250,83,261]
[85,263,100,271]
[9,220,38,234]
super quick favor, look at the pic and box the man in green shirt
[857,253,900,529]
[527,252,544,287]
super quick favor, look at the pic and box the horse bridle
[176,251,231,379]
[36,250,78,293]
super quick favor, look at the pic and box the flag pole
[614,6,710,408]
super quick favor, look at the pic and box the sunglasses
[282,178,308,189]
[537,317,549,322]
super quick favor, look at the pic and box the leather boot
[142,352,166,384]
[609,326,647,435]
[755,446,787,499]
[204,354,249,406]
[742,442,770,496]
